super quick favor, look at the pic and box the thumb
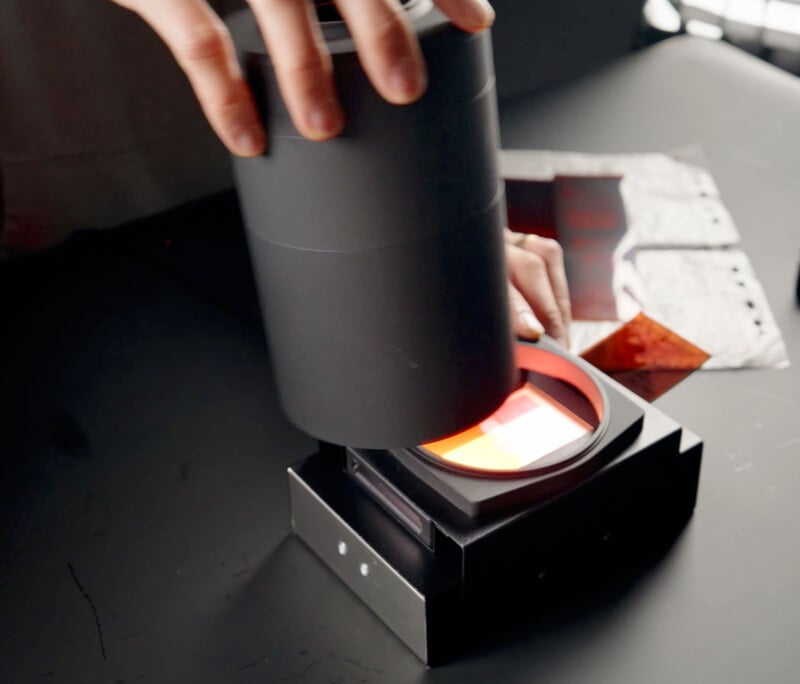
[508,284,544,340]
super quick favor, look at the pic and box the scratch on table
[343,657,382,675]
[237,657,268,672]
[67,562,107,660]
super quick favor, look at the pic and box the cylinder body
[229,2,515,447]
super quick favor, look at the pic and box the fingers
[334,0,427,104]
[113,0,267,156]
[335,0,496,106]
[433,0,496,32]
[116,0,497,152]
[504,230,572,347]
[249,0,344,140]
[248,0,429,138]
[508,283,545,341]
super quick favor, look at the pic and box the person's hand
[111,0,496,156]
[503,229,572,347]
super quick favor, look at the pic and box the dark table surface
[2,35,799,683]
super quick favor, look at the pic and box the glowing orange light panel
[421,382,592,473]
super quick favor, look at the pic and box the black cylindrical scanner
[228,0,515,447]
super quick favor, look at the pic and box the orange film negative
[580,312,711,402]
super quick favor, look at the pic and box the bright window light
[764,0,800,50]
[724,0,767,24]
[685,18,725,39]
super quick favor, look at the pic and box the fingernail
[235,127,266,157]
[470,0,496,29]
[306,98,344,138]
[387,57,426,103]
[519,311,544,339]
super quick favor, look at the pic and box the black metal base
[288,371,702,665]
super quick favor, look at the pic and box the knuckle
[207,91,248,124]
[176,22,227,63]
[538,237,564,261]
[281,52,327,83]
[539,304,563,326]
[379,9,407,40]
[365,7,412,53]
